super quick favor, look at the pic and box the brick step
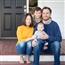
[0,39,17,55]
[0,39,65,55]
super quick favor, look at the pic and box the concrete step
[0,55,65,62]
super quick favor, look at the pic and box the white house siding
[38,0,65,39]
[64,2,65,39]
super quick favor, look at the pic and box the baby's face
[37,23,44,31]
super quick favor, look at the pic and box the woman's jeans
[16,40,32,55]
[33,40,61,65]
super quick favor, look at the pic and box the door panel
[0,0,26,37]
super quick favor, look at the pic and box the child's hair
[22,13,34,27]
[37,22,44,27]
[34,7,42,12]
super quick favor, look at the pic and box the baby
[32,22,48,49]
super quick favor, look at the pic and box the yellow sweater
[16,25,34,45]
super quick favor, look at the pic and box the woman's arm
[25,33,36,42]
[25,31,37,42]
[17,26,25,42]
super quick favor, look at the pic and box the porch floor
[0,62,65,65]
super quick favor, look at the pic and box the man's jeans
[33,40,61,65]
[16,41,32,55]
[50,41,61,65]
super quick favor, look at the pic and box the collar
[42,18,52,24]
[34,18,41,23]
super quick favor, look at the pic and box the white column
[26,0,29,13]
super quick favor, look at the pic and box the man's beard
[43,17,50,21]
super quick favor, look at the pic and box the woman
[16,13,34,64]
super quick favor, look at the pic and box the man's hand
[40,31,49,40]
[32,39,38,47]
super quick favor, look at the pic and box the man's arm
[48,23,62,42]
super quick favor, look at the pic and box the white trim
[38,1,65,2]
[0,37,17,39]
[26,0,29,13]
[0,55,65,62]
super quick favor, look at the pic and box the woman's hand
[32,39,38,47]
[25,37,33,42]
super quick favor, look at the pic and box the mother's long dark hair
[22,13,34,27]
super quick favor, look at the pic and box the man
[32,7,62,65]
[41,7,62,65]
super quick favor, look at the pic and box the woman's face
[25,15,31,26]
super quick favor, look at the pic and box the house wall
[38,0,65,39]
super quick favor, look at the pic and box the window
[29,0,38,14]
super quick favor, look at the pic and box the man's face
[34,10,41,19]
[42,9,51,21]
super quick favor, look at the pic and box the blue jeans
[33,40,61,65]
[50,41,61,65]
[16,41,32,55]
[33,39,45,65]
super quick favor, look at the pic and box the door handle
[24,5,27,13]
